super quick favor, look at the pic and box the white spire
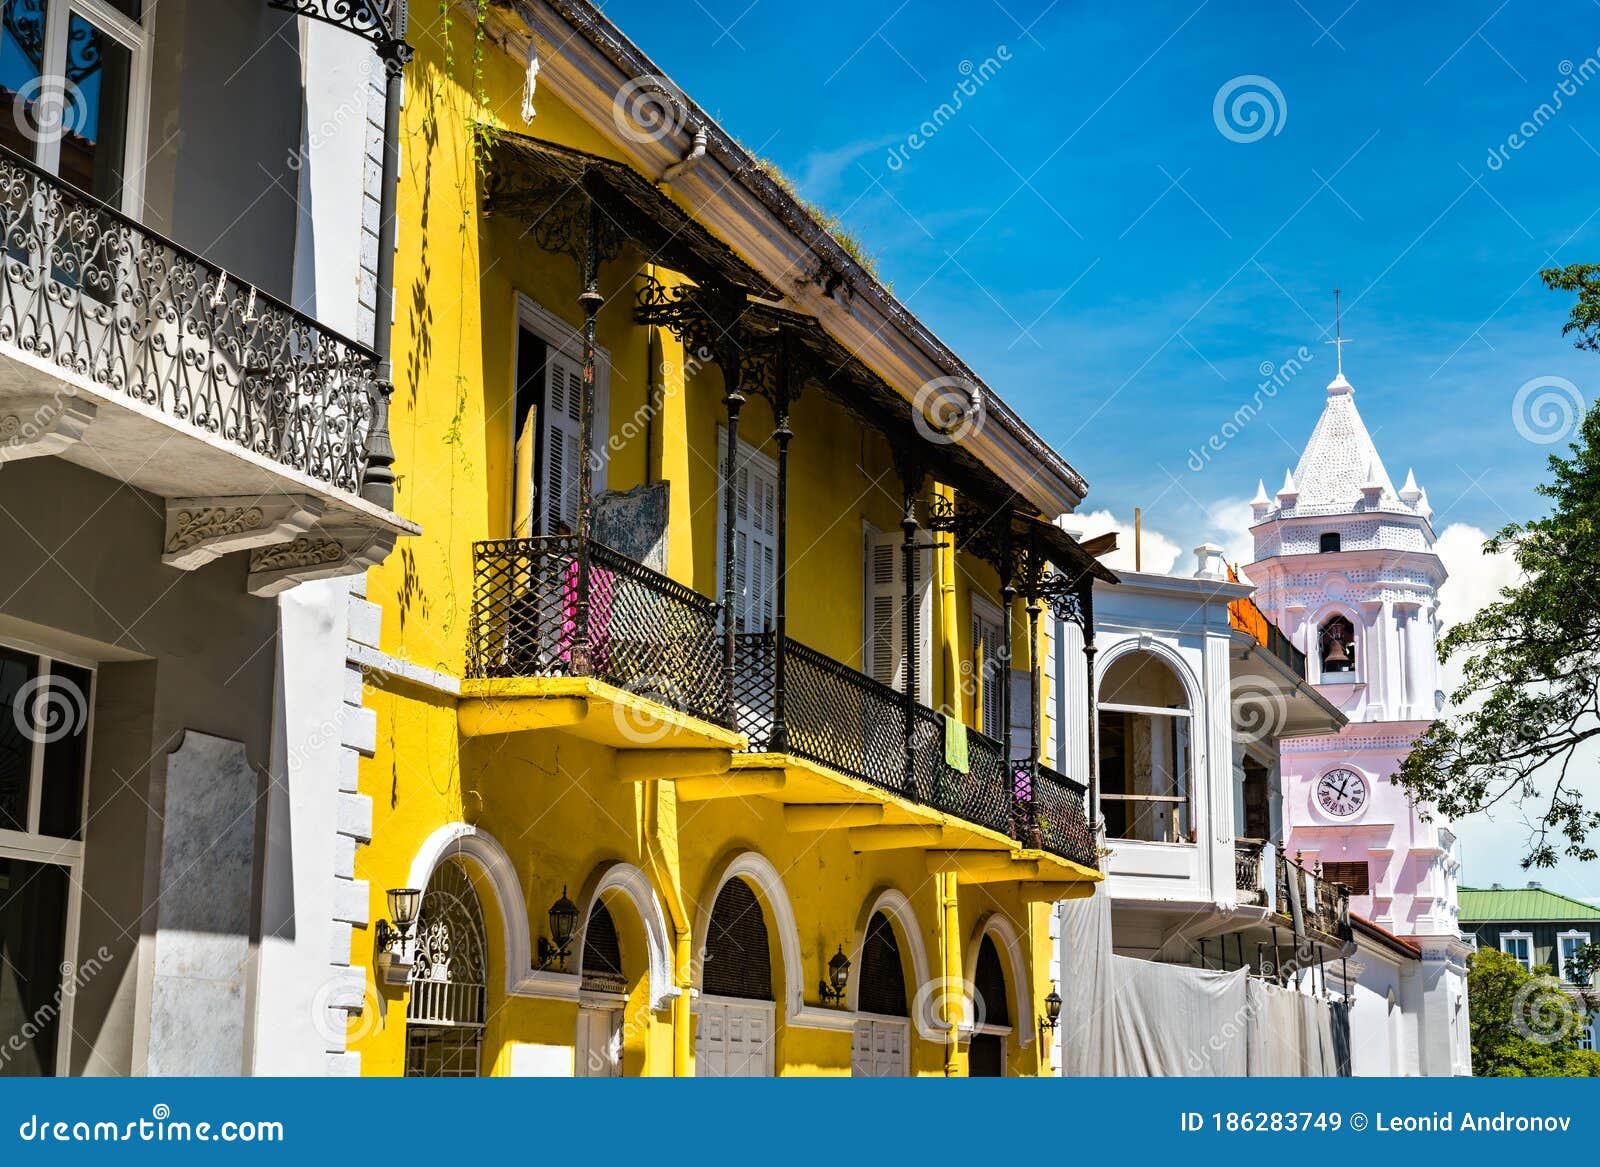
[1277,468,1299,500]
[1252,478,1270,503]
[1400,467,1422,503]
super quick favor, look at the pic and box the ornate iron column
[998,525,1016,764]
[567,202,605,676]
[1023,594,1043,835]
[1080,577,1100,826]
[890,447,926,796]
[718,346,746,714]
[768,333,795,753]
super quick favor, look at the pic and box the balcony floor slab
[459,676,747,751]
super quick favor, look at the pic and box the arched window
[581,901,626,994]
[405,859,487,1078]
[857,911,908,1017]
[1319,615,1357,676]
[703,878,772,1001]
[1097,652,1193,843]
[970,935,1010,1077]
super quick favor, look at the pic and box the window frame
[1499,930,1534,974]
[0,630,95,1078]
[24,0,153,217]
[1096,651,1195,845]
[1556,929,1592,985]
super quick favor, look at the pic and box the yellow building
[347,0,1111,1077]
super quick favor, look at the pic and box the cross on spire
[1324,287,1351,377]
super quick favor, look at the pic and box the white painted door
[851,1017,909,1077]
[694,997,775,1077]
[575,1005,623,1077]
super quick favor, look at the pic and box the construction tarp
[1061,887,1349,1076]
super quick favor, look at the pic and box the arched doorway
[575,900,627,1076]
[404,858,488,1077]
[851,911,910,1076]
[696,877,776,1077]
[1098,650,1194,843]
[969,934,1011,1077]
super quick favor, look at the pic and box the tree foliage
[1395,264,1600,867]
[1467,948,1600,1077]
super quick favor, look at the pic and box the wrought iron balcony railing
[467,536,730,727]
[0,143,380,494]
[733,630,1096,867]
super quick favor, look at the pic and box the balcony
[463,536,1097,873]
[1275,851,1352,947]
[0,144,409,591]
[733,631,1097,870]
[463,536,739,749]
[1236,839,1268,906]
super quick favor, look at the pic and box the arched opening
[575,900,627,1077]
[969,934,1011,1077]
[1097,651,1193,843]
[405,858,488,1078]
[1319,614,1356,676]
[697,876,776,1076]
[852,910,910,1076]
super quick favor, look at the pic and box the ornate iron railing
[1274,853,1351,944]
[1236,840,1267,904]
[1027,761,1097,869]
[732,631,1093,861]
[733,631,912,794]
[468,537,730,727]
[0,143,379,493]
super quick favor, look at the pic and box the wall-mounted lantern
[818,944,851,1006]
[375,886,422,985]
[538,886,580,970]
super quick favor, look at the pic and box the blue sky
[605,0,1600,894]
[607,0,1600,545]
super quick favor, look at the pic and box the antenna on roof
[1325,287,1351,377]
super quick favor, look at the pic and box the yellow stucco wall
[349,5,1069,1078]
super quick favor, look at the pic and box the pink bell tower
[1244,306,1471,1074]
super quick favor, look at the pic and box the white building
[0,1,412,1076]
[1244,361,1472,1076]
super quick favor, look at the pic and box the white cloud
[1434,522,1520,633]
[1064,508,1182,575]
[1204,496,1258,575]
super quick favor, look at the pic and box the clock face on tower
[1315,767,1369,818]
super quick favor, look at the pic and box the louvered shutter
[973,603,1005,737]
[717,430,779,632]
[541,350,583,535]
[863,528,932,703]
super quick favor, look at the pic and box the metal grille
[407,860,487,1029]
[911,709,1013,836]
[0,143,379,494]
[404,1028,482,1078]
[468,536,730,727]
[857,911,908,1017]
[703,878,773,1001]
[581,901,627,994]
[1030,761,1097,869]
[733,632,910,796]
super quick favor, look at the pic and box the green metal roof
[1459,886,1600,923]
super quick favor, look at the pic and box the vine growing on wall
[437,0,501,178]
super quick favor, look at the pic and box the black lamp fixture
[1038,982,1062,1040]
[538,886,580,970]
[818,944,851,1006]
[375,886,422,984]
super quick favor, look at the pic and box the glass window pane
[102,0,140,20]
[57,12,130,205]
[37,662,90,840]
[0,856,70,1076]
[0,0,47,161]
[0,647,39,833]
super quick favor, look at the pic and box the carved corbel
[163,495,325,571]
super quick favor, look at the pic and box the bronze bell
[1324,636,1351,667]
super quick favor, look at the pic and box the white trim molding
[965,911,1033,1048]
[575,859,679,1011]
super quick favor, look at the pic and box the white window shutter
[717,429,779,633]
[541,350,583,534]
[863,528,932,702]
[973,604,1006,737]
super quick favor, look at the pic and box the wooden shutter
[540,349,583,535]
[863,527,931,703]
[717,430,779,632]
[972,601,1005,736]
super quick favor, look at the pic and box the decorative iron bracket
[268,0,414,63]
